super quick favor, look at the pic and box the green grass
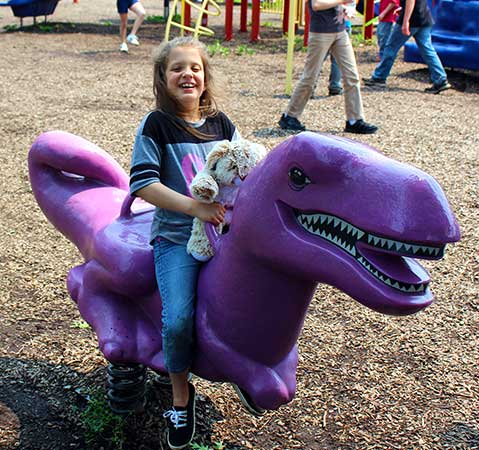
[207,40,231,56]
[191,441,225,450]
[79,391,127,449]
[146,14,167,23]
[72,319,91,329]
[236,44,255,55]
[3,24,18,32]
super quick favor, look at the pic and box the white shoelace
[163,408,187,429]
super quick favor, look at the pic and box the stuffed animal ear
[234,141,267,179]
[190,172,219,203]
[206,140,231,172]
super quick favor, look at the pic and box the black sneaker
[344,119,378,134]
[425,81,451,94]
[231,383,266,417]
[328,87,343,96]
[163,383,196,449]
[278,113,306,131]
[363,77,387,88]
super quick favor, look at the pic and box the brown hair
[152,37,219,138]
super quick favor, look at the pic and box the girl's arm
[311,0,347,12]
[136,182,225,226]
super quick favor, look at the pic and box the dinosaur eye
[288,167,311,190]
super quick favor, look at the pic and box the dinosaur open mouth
[294,210,445,294]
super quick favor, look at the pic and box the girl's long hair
[152,37,219,139]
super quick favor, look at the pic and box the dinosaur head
[232,132,460,315]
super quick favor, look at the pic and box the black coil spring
[106,363,147,415]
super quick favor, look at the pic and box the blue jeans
[153,238,202,373]
[376,21,393,59]
[372,24,447,85]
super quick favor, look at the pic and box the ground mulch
[0,1,478,449]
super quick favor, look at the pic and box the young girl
[129,37,240,449]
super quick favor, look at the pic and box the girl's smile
[166,47,205,121]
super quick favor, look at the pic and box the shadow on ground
[0,357,242,450]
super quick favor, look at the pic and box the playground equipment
[164,0,222,41]
[404,0,479,71]
[0,0,59,26]
[28,130,460,413]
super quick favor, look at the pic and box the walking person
[363,0,451,93]
[279,0,377,134]
[118,0,146,53]
[129,37,241,449]
[376,0,400,60]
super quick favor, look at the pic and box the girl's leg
[153,238,201,405]
[119,12,128,44]
[129,1,146,37]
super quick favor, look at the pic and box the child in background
[376,0,400,60]
[129,37,240,449]
[117,0,146,53]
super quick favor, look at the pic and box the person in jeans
[363,0,451,93]
[279,0,377,134]
[117,0,146,53]
[376,0,399,60]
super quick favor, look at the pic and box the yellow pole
[181,0,185,37]
[285,0,298,95]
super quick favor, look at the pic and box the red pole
[240,0,247,32]
[364,0,374,40]
[184,2,191,33]
[225,0,233,40]
[201,1,208,28]
[250,0,260,41]
[283,0,289,33]
[303,0,309,47]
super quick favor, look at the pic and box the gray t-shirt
[130,110,240,245]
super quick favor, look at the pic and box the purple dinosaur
[28,130,460,410]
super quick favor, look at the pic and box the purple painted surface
[28,130,460,410]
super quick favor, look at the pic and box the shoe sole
[278,123,305,132]
[429,85,451,94]
[231,384,266,417]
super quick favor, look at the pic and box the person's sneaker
[119,42,129,53]
[425,81,451,94]
[344,119,378,134]
[127,34,140,46]
[363,77,386,88]
[231,383,266,417]
[328,87,343,96]
[278,113,306,131]
[163,383,196,449]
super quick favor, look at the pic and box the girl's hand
[194,201,226,226]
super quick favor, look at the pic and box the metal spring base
[106,363,147,415]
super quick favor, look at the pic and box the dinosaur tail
[28,130,130,257]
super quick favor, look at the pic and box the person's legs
[329,55,343,93]
[412,26,448,86]
[154,238,200,448]
[154,238,201,397]
[285,32,334,118]
[371,23,410,81]
[376,21,392,60]
[129,0,146,39]
[331,31,363,121]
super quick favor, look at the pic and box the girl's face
[166,46,205,117]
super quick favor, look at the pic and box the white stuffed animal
[187,139,266,261]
